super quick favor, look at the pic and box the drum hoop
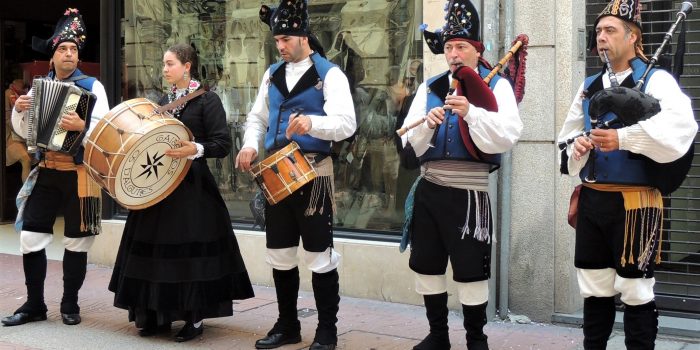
[85,98,193,209]
[250,141,307,176]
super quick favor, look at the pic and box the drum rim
[86,97,193,210]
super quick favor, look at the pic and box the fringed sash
[42,152,102,234]
[304,155,335,216]
[15,167,39,233]
[460,190,491,243]
[584,183,663,271]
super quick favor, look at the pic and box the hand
[235,147,258,172]
[164,140,197,159]
[59,111,85,131]
[589,128,619,153]
[285,113,312,140]
[425,107,445,129]
[444,95,470,118]
[14,95,31,113]
[572,135,594,161]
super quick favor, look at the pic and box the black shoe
[174,322,203,342]
[309,342,336,350]
[413,333,451,350]
[138,323,171,337]
[1,312,47,327]
[61,313,81,325]
[255,333,302,349]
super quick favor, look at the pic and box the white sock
[193,321,202,328]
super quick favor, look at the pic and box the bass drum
[84,98,193,210]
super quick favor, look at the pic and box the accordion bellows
[27,78,96,155]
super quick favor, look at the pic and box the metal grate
[585,0,700,319]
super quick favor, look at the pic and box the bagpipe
[395,34,528,165]
[558,2,694,195]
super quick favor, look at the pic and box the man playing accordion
[558,1,697,348]
[2,8,109,327]
[400,0,522,349]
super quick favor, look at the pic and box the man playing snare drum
[2,8,109,327]
[235,1,355,349]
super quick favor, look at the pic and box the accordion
[27,78,96,155]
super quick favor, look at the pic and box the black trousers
[575,186,658,278]
[265,179,334,253]
[409,179,492,283]
[22,167,94,238]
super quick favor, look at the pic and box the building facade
[1,0,697,323]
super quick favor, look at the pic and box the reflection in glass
[122,0,422,234]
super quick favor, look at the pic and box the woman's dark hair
[166,43,199,79]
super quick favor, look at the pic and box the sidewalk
[0,254,697,350]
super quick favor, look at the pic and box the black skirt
[108,159,254,325]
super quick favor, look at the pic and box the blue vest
[580,58,657,185]
[40,68,98,164]
[419,64,501,170]
[265,52,335,154]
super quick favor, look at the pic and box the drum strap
[155,88,206,114]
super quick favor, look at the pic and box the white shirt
[242,56,356,153]
[11,77,110,146]
[401,68,522,191]
[558,67,697,176]
[402,69,523,158]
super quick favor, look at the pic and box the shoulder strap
[65,75,89,82]
[155,88,206,114]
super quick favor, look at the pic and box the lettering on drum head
[118,130,186,204]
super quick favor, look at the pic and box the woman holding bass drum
[108,43,254,342]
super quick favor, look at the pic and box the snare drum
[250,141,317,205]
[84,98,193,210]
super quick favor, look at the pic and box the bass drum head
[113,122,192,210]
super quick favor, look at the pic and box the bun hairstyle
[166,43,199,79]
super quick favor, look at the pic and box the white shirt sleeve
[557,82,589,176]
[307,66,357,141]
[617,70,698,163]
[84,80,109,145]
[10,88,32,140]
[464,77,523,154]
[403,77,523,158]
[241,69,271,154]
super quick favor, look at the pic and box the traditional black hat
[259,0,309,37]
[421,0,482,55]
[594,0,643,30]
[32,8,87,55]
[259,0,327,57]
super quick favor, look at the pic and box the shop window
[121,0,423,236]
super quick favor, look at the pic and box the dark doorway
[1,1,100,222]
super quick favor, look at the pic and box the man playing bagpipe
[399,0,524,348]
[558,1,697,348]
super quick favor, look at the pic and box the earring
[184,71,189,80]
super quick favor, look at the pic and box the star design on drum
[135,151,166,180]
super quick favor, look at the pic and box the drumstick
[285,111,303,140]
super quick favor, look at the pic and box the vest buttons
[446,151,451,156]
[449,124,454,129]
[448,138,452,142]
